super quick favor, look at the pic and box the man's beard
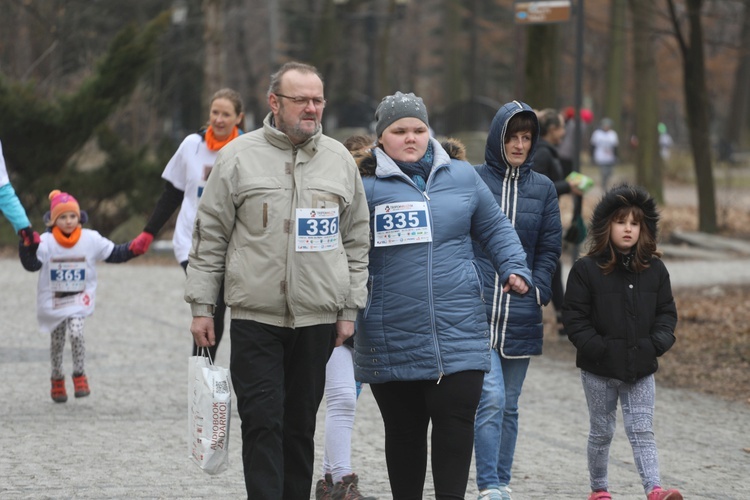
[276,110,319,143]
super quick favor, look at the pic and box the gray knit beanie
[375,91,429,138]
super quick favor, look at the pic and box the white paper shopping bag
[188,348,232,475]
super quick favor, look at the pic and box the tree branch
[666,0,688,56]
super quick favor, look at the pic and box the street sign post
[514,0,572,24]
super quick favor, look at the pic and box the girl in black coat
[563,184,682,500]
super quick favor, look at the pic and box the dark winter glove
[129,231,154,256]
[18,226,41,249]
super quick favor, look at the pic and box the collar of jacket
[356,137,468,178]
[372,137,452,180]
[262,112,321,157]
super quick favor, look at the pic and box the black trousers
[370,370,485,500]
[230,319,335,500]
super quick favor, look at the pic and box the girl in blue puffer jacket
[354,92,533,500]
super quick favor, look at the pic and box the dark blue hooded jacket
[474,101,563,357]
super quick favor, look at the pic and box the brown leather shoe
[316,473,334,500]
[331,473,377,500]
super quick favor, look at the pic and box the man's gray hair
[267,62,324,97]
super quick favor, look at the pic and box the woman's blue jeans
[474,350,530,490]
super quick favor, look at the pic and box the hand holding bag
[188,347,232,475]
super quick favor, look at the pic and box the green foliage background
[0,11,173,243]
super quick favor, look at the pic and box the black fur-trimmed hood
[354,137,467,177]
[590,184,659,240]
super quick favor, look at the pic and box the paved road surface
[1,257,748,499]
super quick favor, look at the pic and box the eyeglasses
[274,93,327,108]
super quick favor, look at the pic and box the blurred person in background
[590,118,619,190]
[533,108,583,336]
[0,138,40,252]
[130,88,245,360]
[314,133,377,500]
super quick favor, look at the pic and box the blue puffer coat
[354,138,533,384]
[473,101,562,358]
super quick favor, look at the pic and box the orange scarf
[205,126,239,151]
[52,225,82,248]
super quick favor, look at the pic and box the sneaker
[478,488,504,500]
[331,473,377,500]
[51,377,67,403]
[500,485,513,500]
[316,473,334,500]
[72,374,90,398]
[588,492,612,500]
[647,487,683,500]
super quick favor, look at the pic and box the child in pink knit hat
[19,189,141,403]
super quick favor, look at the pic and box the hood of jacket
[590,183,660,242]
[355,137,467,177]
[484,100,540,177]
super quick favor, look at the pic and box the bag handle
[198,346,214,366]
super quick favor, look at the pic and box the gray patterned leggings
[50,316,86,379]
[581,370,661,494]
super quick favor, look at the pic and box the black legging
[370,370,484,500]
[182,261,226,359]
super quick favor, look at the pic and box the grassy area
[542,285,750,404]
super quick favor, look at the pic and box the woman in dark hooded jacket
[472,101,562,500]
[563,184,682,500]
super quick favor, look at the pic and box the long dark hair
[587,204,661,274]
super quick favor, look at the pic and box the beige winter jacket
[184,113,370,328]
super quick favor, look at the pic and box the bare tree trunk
[604,0,626,138]
[203,0,225,106]
[17,6,33,79]
[443,0,464,104]
[267,0,280,70]
[311,0,341,78]
[726,2,750,148]
[524,24,559,109]
[628,0,663,202]
[667,0,717,233]
[467,0,480,101]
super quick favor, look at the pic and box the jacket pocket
[363,275,375,319]
[307,179,352,209]
[651,330,675,357]
[235,177,286,235]
[470,260,484,302]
